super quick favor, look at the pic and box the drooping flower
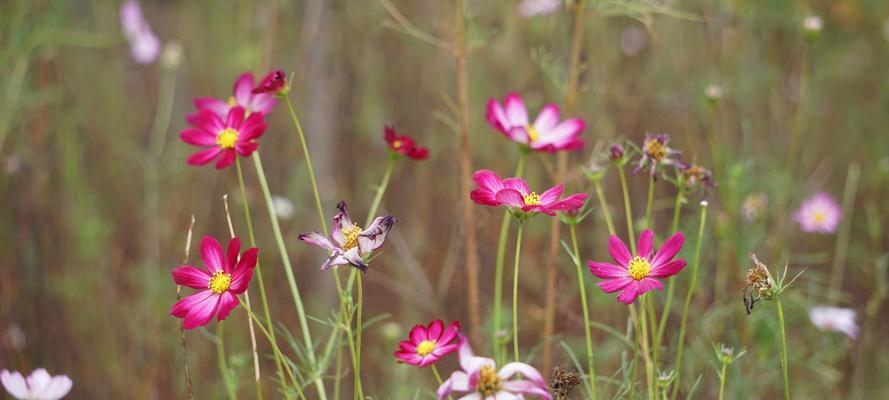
[119,1,160,64]
[298,201,398,273]
[470,169,588,217]
[1,369,72,400]
[437,335,551,400]
[793,192,841,234]
[634,133,680,177]
[180,106,266,169]
[252,69,288,95]
[588,230,686,304]
[384,125,428,160]
[678,161,715,189]
[486,92,585,152]
[809,306,858,339]
[518,0,562,17]
[194,73,277,118]
[170,236,258,329]
[394,320,461,367]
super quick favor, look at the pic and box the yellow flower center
[523,192,541,206]
[341,224,362,251]
[392,139,402,149]
[476,365,502,396]
[812,209,826,223]
[208,271,233,294]
[643,138,667,161]
[628,256,651,281]
[416,340,436,356]
[227,96,237,106]
[525,125,539,142]
[217,128,239,149]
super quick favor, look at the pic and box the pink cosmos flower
[170,236,258,329]
[394,320,461,367]
[470,169,588,216]
[518,0,562,17]
[486,92,585,152]
[588,230,686,304]
[1,369,72,400]
[298,201,398,273]
[634,133,681,178]
[180,106,266,169]
[194,73,277,118]
[119,1,160,64]
[252,69,287,95]
[809,306,858,339]
[437,335,551,400]
[793,192,841,234]
[384,125,428,160]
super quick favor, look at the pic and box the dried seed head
[550,364,581,400]
[743,253,775,314]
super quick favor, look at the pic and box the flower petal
[543,193,588,212]
[186,147,222,166]
[187,108,225,134]
[298,232,337,251]
[438,321,461,344]
[225,237,241,274]
[501,178,530,195]
[608,235,632,266]
[1,370,30,399]
[427,319,445,340]
[588,261,628,279]
[616,283,641,304]
[43,375,73,400]
[532,103,560,132]
[504,92,529,127]
[239,112,267,141]
[232,73,255,107]
[638,277,664,294]
[651,231,685,267]
[194,97,231,118]
[650,259,686,278]
[214,149,236,170]
[637,229,654,260]
[409,324,428,343]
[170,289,214,318]
[171,266,211,289]
[182,292,221,329]
[180,128,217,147]
[537,117,584,144]
[225,106,246,130]
[472,169,504,192]
[215,291,239,321]
[229,247,258,293]
[200,236,225,273]
[485,99,510,134]
[498,362,546,387]
[538,184,564,205]
[597,277,634,293]
[495,189,526,208]
[357,215,398,253]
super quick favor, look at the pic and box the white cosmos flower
[809,306,858,339]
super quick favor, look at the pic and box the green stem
[431,365,444,386]
[252,153,327,400]
[655,187,684,348]
[366,156,395,225]
[617,167,636,253]
[776,298,791,400]
[493,153,526,363]
[511,221,525,362]
[718,363,727,400]
[645,173,655,229]
[216,324,237,400]
[239,296,305,399]
[235,158,287,388]
[670,202,708,400]
[284,95,328,236]
[830,162,860,294]
[593,180,616,236]
[631,299,655,400]
[569,224,599,400]
[354,274,364,399]
[332,274,362,400]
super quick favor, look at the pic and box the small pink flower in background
[518,0,562,17]
[252,69,287,95]
[470,169,588,216]
[486,92,585,152]
[634,133,681,177]
[588,230,686,304]
[194,73,278,118]
[119,1,160,64]
[437,335,551,399]
[180,106,266,169]
[298,201,398,273]
[1,369,72,400]
[793,192,841,234]
[394,320,461,367]
[384,125,428,160]
[809,306,858,339]
[170,236,258,329]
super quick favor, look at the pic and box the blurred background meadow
[2,0,889,398]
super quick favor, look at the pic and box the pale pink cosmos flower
[194,73,278,118]
[437,335,551,399]
[119,1,160,64]
[470,169,588,216]
[518,0,562,17]
[486,92,585,152]
[394,320,461,367]
[588,230,687,304]
[809,306,858,339]
[793,192,841,233]
[170,236,258,329]
[1,369,72,400]
[298,201,398,273]
[180,106,266,169]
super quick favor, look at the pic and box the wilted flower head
[470,169,589,218]
[1,369,72,400]
[588,230,687,304]
[743,253,774,314]
[549,365,581,400]
[437,335,552,399]
[486,92,585,152]
[194,72,278,118]
[170,236,258,329]
[794,192,841,234]
[742,192,768,221]
[298,201,398,272]
[610,143,626,164]
[518,0,562,17]
[809,306,859,339]
[678,161,715,189]
[634,133,680,177]
[384,125,429,160]
[394,320,461,367]
[252,69,288,96]
[181,106,266,169]
[119,1,160,64]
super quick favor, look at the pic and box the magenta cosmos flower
[588,230,686,304]
[384,125,428,160]
[437,335,551,400]
[298,201,398,273]
[394,320,461,367]
[170,236,257,329]
[194,72,277,118]
[252,69,287,95]
[470,169,588,216]
[1,369,72,400]
[486,92,585,152]
[181,106,266,169]
[793,192,841,234]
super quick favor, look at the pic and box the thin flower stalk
[512,222,526,362]
[237,296,304,399]
[216,324,236,400]
[493,152,526,363]
[177,216,196,400]
[670,201,708,400]
[645,173,655,229]
[617,166,637,253]
[593,180,616,236]
[830,162,860,294]
[283,95,327,235]
[776,298,791,400]
[569,223,599,400]
[655,182,685,347]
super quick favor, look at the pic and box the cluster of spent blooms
[119,1,160,64]
[298,201,398,273]
[486,92,585,153]
[1,369,72,400]
[470,170,588,218]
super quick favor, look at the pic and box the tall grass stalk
[511,221,526,362]
[655,184,685,353]
[177,216,196,400]
[493,152,525,363]
[776,297,791,400]
[569,223,599,400]
[238,297,305,399]
[617,167,637,253]
[215,324,236,400]
[830,162,860,294]
[593,180,617,236]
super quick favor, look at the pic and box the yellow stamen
[525,126,539,142]
[208,271,232,294]
[476,365,502,396]
[216,128,239,149]
[341,224,362,251]
[227,96,237,107]
[628,256,651,281]
[812,209,826,223]
[416,340,436,356]
[643,138,667,161]
[523,192,541,206]
[392,139,402,149]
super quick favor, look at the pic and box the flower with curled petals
[486,92,585,152]
[588,229,686,304]
[1,369,72,400]
[298,201,398,273]
[394,320,461,367]
[252,69,288,95]
[634,133,680,178]
[437,335,551,400]
[169,236,258,329]
[180,106,266,169]
[194,72,277,118]
[470,169,589,217]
